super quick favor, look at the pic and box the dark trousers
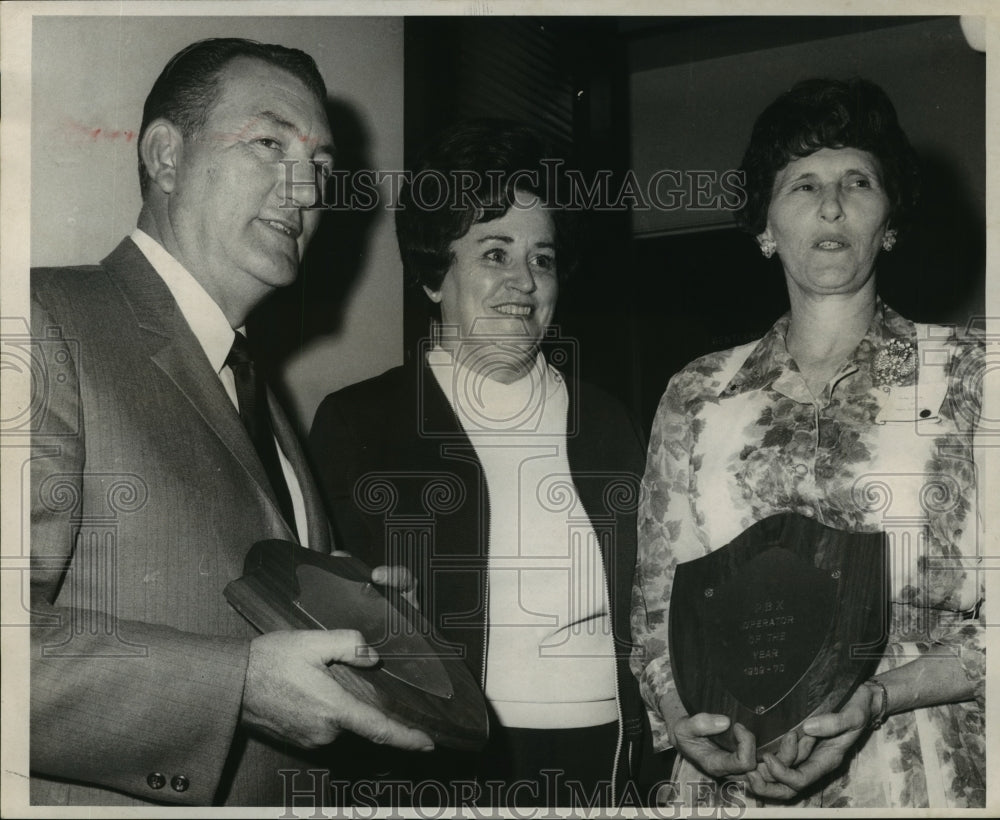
[477,721,620,808]
[325,720,620,809]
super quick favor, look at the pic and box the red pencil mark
[63,118,136,142]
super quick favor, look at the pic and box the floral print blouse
[631,302,985,808]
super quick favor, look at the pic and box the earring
[758,238,776,259]
[881,230,897,252]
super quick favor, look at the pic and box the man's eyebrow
[254,110,335,156]
[255,110,298,132]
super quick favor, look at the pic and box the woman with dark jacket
[309,120,651,808]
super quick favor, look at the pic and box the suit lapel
[101,239,294,537]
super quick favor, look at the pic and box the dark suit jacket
[29,238,334,806]
[308,357,654,800]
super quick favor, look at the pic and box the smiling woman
[423,196,558,384]
[308,120,651,809]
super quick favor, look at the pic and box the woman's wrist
[864,678,890,729]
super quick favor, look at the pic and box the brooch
[871,338,917,388]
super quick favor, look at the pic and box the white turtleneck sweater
[427,346,617,729]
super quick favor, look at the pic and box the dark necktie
[225,332,298,537]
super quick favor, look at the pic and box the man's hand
[240,630,435,750]
[328,554,419,610]
[371,563,419,609]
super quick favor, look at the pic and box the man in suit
[29,38,432,807]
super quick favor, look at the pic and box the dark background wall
[403,16,985,438]
[402,17,629,396]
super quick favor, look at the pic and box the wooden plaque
[224,539,489,751]
[669,513,888,758]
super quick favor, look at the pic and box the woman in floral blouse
[631,77,984,808]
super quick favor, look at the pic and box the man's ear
[423,285,443,304]
[139,119,183,194]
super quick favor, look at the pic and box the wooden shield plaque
[669,513,888,758]
[224,539,489,751]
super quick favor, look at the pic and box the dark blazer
[308,356,652,800]
[29,238,334,806]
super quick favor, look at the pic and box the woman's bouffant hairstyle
[735,77,921,236]
[395,119,579,294]
[138,38,327,197]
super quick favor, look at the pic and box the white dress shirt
[130,229,309,544]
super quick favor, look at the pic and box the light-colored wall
[31,15,404,430]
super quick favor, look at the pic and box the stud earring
[758,238,776,259]
[881,230,897,252]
